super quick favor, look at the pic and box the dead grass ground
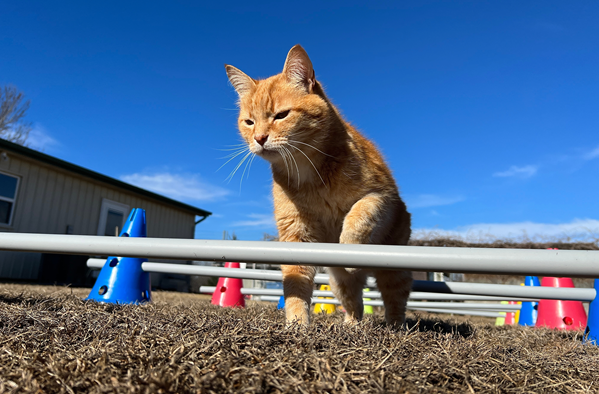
[1,283,599,393]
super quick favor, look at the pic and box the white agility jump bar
[1,233,597,276]
[87,260,596,302]
[259,297,520,311]
[258,296,506,318]
[201,288,520,311]
[198,285,536,302]
[408,309,504,318]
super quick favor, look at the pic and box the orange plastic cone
[536,277,587,330]
[211,262,245,308]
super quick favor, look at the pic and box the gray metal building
[0,139,211,288]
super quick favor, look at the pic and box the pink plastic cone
[536,277,587,330]
[211,262,245,308]
[504,301,517,325]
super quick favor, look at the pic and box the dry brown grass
[1,283,599,393]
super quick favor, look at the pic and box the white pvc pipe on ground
[87,260,594,301]
[258,296,509,317]
[199,286,538,302]
[244,296,521,311]
[407,308,504,318]
[2,233,597,276]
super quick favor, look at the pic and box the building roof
[0,139,212,219]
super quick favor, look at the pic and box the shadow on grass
[405,316,476,338]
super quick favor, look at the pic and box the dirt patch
[1,284,598,393]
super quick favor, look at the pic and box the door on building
[97,198,130,236]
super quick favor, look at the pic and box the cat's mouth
[252,143,287,162]
[252,143,275,157]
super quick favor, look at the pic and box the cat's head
[225,45,332,165]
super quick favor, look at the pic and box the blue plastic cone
[277,295,285,309]
[584,279,599,344]
[519,276,540,326]
[86,208,151,304]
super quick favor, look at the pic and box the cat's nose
[254,134,269,146]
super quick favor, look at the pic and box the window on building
[0,172,20,225]
[105,210,124,236]
[97,199,130,236]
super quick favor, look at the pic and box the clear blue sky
[1,1,598,241]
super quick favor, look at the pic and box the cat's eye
[274,110,290,120]
[244,119,254,126]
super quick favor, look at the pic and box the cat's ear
[225,65,256,98]
[283,45,316,93]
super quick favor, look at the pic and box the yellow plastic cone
[314,284,336,314]
[495,301,508,326]
[363,288,373,314]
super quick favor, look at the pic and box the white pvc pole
[248,296,521,311]
[2,233,597,276]
[262,299,505,318]
[87,261,594,301]
[407,308,504,318]
[270,296,521,312]
[199,286,538,302]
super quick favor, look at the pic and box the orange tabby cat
[225,45,412,326]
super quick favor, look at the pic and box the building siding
[0,150,200,280]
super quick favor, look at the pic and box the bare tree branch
[0,85,32,146]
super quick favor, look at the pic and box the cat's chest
[293,186,354,221]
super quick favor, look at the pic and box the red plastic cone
[536,277,587,330]
[504,301,517,325]
[211,262,245,308]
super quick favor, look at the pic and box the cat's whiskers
[288,144,327,188]
[275,146,292,187]
[217,147,249,172]
[225,150,253,184]
[287,130,312,140]
[288,140,336,159]
[217,142,249,149]
[219,148,249,159]
[282,145,301,189]
[239,151,256,191]
[246,152,257,180]
[217,146,249,152]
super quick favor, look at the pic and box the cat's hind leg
[282,264,316,326]
[374,270,412,326]
[328,267,367,323]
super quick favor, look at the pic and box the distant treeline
[408,239,599,250]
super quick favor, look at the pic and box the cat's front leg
[275,191,321,326]
[333,193,389,323]
[281,264,317,326]
[339,193,391,246]
[328,267,367,323]
[339,193,412,326]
